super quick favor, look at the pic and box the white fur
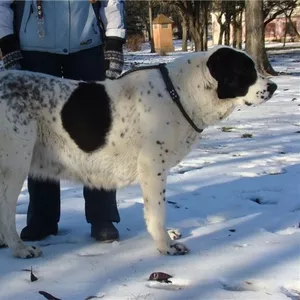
[0,47,276,258]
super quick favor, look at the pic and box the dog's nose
[267,82,277,95]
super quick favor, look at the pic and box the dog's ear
[206,47,257,99]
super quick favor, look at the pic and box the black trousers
[22,46,120,227]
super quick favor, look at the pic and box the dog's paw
[167,229,182,240]
[158,242,189,256]
[12,245,42,259]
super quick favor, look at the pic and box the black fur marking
[61,82,112,153]
[149,81,154,89]
[207,48,257,99]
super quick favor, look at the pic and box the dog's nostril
[267,82,277,95]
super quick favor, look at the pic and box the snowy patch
[0,44,300,300]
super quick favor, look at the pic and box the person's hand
[104,37,124,79]
[0,34,22,70]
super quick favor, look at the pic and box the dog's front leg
[138,157,189,255]
[0,175,42,258]
[0,135,42,258]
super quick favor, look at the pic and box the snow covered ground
[0,44,299,300]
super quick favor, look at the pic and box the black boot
[84,187,120,242]
[91,221,119,242]
[21,178,60,241]
[20,224,58,241]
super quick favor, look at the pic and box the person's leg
[84,188,120,241]
[63,46,120,241]
[20,51,62,241]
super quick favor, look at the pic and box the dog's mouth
[244,101,253,106]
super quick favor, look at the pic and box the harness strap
[119,64,203,133]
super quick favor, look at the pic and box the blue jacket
[0,0,125,55]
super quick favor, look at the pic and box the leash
[118,64,203,133]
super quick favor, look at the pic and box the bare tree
[264,0,298,27]
[213,0,237,46]
[231,1,244,49]
[148,1,155,53]
[179,10,189,51]
[223,1,233,45]
[167,1,211,51]
[213,0,226,45]
[245,0,277,75]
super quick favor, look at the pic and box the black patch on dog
[61,82,112,152]
[207,48,257,99]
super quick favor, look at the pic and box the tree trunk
[188,17,203,52]
[190,28,202,52]
[218,25,225,45]
[236,24,242,49]
[224,17,231,45]
[224,1,232,46]
[179,10,188,51]
[182,20,188,51]
[232,21,237,48]
[283,15,288,47]
[237,11,243,49]
[148,1,155,53]
[202,1,210,51]
[287,15,300,38]
[173,1,205,52]
[245,0,277,76]
[232,6,237,48]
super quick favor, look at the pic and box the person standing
[0,0,126,242]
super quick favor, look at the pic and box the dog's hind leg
[138,156,189,255]
[0,135,41,258]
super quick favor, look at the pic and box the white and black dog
[0,47,277,258]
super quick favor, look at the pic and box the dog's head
[206,47,277,105]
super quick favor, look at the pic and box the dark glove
[104,37,124,79]
[0,34,22,70]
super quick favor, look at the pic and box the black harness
[119,63,203,133]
